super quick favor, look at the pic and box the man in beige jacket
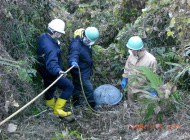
[121,36,158,102]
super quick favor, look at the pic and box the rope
[78,67,103,114]
[0,65,75,126]
[0,65,111,126]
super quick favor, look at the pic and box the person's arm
[152,59,158,73]
[68,42,80,68]
[121,57,131,89]
[150,58,158,95]
[44,46,62,76]
[122,56,131,78]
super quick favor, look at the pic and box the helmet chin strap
[82,37,94,47]
[89,41,95,46]
[81,30,85,40]
[47,27,55,35]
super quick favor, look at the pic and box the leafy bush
[128,66,183,123]
[52,130,101,140]
[166,56,190,90]
[0,57,36,82]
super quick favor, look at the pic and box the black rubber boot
[72,96,86,108]
[89,102,98,111]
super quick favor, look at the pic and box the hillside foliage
[0,0,190,139]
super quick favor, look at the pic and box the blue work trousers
[44,77,74,100]
[72,78,95,103]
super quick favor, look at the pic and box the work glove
[121,78,128,89]
[184,45,190,56]
[150,88,157,96]
[71,62,79,68]
[59,71,67,76]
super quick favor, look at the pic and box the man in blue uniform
[68,27,99,109]
[37,19,74,117]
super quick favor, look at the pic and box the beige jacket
[122,50,157,102]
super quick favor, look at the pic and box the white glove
[184,45,190,56]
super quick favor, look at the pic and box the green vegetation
[131,67,182,123]
[0,57,36,82]
[0,0,190,139]
[52,130,101,140]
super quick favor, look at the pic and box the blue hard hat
[93,84,123,106]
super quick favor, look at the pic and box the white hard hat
[48,19,65,34]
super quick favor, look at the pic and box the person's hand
[151,88,157,95]
[184,45,190,56]
[71,62,79,68]
[59,71,67,76]
[121,78,128,89]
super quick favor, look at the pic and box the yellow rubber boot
[54,98,72,117]
[46,98,55,109]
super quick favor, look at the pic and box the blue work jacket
[68,36,93,79]
[37,33,63,81]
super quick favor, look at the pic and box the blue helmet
[93,84,123,106]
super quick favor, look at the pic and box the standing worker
[68,27,99,110]
[37,19,74,117]
[121,36,158,102]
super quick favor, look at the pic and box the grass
[2,98,189,139]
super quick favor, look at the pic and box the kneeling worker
[121,36,158,102]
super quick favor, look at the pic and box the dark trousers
[72,78,95,103]
[44,77,74,100]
